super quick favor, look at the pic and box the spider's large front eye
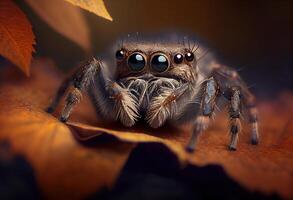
[116,49,126,60]
[151,54,169,72]
[128,53,146,71]
[185,52,194,62]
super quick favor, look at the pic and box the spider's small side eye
[174,53,184,64]
[185,52,194,62]
[128,53,146,71]
[116,49,125,60]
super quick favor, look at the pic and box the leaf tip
[103,14,113,21]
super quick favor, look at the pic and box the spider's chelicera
[47,33,259,152]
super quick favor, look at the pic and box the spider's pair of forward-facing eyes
[115,50,195,72]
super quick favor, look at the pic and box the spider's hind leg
[214,65,260,148]
[226,86,242,151]
[187,65,260,152]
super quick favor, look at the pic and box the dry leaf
[0,0,35,76]
[0,59,134,199]
[69,100,293,198]
[64,0,113,21]
[26,0,91,52]
[0,58,292,199]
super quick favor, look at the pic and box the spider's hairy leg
[186,78,218,152]
[248,106,259,145]
[227,87,242,150]
[51,58,100,122]
[213,65,260,146]
[146,83,189,128]
[241,87,259,145]
[46,76,72,113]
[60,88,82,122]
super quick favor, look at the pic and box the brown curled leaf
[0,59,292,199]
[64,0,113,21]
[68,99,293,198]
[0,0,35,76]
[68,121,188,162]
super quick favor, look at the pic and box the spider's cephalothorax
[47,34,259,152]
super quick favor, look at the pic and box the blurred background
[16,0,292,97]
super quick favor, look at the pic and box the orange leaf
[0,59,134,199]
[64,0,113,21]
[68,100,293,198]
[0,0,35,76]
[26,0,91,52]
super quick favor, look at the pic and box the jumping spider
[47,34,259,152]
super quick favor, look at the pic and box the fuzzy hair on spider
[47,33,259,152]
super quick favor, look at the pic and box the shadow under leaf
[89,143,282,200]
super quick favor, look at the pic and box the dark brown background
[17,0,292,96]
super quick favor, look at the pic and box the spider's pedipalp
[146,83,190,128]
[107,81,140,127]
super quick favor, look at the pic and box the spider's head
[114,41,198,84]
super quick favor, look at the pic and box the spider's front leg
[186,78,218,152]
[53,58,100,122]
[47,58,140,126]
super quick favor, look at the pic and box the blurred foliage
[14,0,292,95]
[0,0,35,76]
